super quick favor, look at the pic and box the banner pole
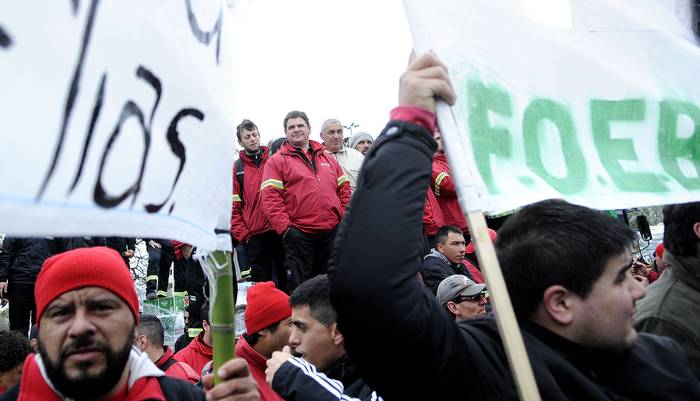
[206,250,236,385]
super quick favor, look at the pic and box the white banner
[404,0,700,213]
[0,1,234,250]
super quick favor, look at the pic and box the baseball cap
[436,274,486,306]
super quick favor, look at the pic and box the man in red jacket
[431,131,469,238]
[0,247,258,401]
[134,314,200,383]
[261,110,352,291]
[236,282,291,401]
[232,119,286,292]
[174,301,213,376]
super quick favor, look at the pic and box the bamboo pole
[206,250,235,385]
[466,211,541,401]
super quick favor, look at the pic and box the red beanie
[245,282,291,334]
[655,242,665,259]
[35,246,139,326]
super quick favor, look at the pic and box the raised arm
[328,53,497,399]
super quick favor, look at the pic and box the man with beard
[0,246,259,401]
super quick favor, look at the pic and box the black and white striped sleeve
[271,357,383,401]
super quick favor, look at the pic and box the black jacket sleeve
[0,237,17,282]
[272,358,383,401]
[329,121,503,400]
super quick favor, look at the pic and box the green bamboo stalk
[206,250,235,385]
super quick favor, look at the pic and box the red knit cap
[655,242,665,259]
[35,246,139,326]
[245,282,291,334]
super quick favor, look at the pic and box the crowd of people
[0,53,699,400]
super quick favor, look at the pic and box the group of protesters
[1,53,700,400]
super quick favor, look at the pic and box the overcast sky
[227,0,412,148]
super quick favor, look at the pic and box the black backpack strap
[235,158,245,207]
[159,356,179,372]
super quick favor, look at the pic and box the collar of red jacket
[433,152,447,163]
[279,139,325,156]
[155,346,175,369]
[238,146,269,162]
[235,335,267,372]
[17,350,166,401]
[192,332,213,357]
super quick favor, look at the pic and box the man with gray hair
[436,275,487,321]
[320,119,365,191]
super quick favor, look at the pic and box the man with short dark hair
[135,314,200,383]
[320,119,365,191]
[636,201,700,380]
[329,52,700,400]
[0,246,257,401]
[264,275,380,400]
[436,275,487,321]
[0,331,32,394]
[261,110,351,291]
[421,225,473,294]
[237,282,291,401]
[174,300,213,376]
[232,119,286,292]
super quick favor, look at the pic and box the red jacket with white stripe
[423,188,445,236]
[431,153,468,233]
[231,147,274,242]
[261,140,351,235]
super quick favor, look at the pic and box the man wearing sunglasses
[436,275,487,321]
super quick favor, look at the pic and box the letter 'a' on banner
[404,0,700,216]
[0,1,234,252]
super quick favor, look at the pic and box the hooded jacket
[173,333,212,377]
[261,140,351,235]
[235,336,284,401]
[421,249,473,294]
[1,350,204,401]
[155,346,200,384]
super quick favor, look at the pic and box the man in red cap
[0,246,258,401]
[236,282,292,401]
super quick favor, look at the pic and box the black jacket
[329,120,700,400]
[105,237,137,254]
[272,356,381,401]
[421,248,473,294]
[53,236,107,252]
[0,237,54,284]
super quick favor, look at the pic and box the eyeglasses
[453,292,486,303]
